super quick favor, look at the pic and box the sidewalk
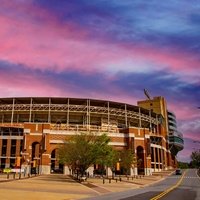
[0,170,174,200]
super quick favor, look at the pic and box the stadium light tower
[144,89,151,100]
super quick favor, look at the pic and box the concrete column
[138,107,141,135]
[157,148,161,171]
[153,147,156,171]
[107,102,110,132]
[106,167,112,177]
[86,166,94,177]
[48,98,51,123]
[145,157,152,175]
[40,154,51,174]
[29,98,32,122]
[64,165,70,175]
[41,165,50,174]
[161,149,164,170]
[130,167,138,176]
[11,98,15,124]
[125,104,127,127]
[164,149,167,170]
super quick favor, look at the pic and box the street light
[118,158,121,181]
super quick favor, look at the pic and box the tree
[58,133,114,177]
[178,161,189,169]
[120,149,136,176]
[190,151,200,168]
[100,148,119,178]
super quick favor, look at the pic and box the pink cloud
[168,101,200,120]
[0,1,199,80]
[177,148,192,162]
[0,69,79,97]
[0,67,139,105]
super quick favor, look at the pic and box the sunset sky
[0,0,199,162]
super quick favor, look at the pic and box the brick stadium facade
[0,97,183,175]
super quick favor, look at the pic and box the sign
[3,168,11,173]
[11,168,24,173]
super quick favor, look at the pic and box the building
[0,97,183,175]
[167,111,184,166]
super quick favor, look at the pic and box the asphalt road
[84,169,200,200]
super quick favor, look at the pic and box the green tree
[190,151,200,168]
[120,149,136,176]
[178,161,189,169]
[58,133,114,177]
[100,148,119,178]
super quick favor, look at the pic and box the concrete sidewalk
[0,170,174,200]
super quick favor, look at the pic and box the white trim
[24,129,30,133]
[145,134,150,138]
[108,142,127,146]
[151,144,161,148]
[21,152,29,156]
[30,133,42,135]
[151,144,167,152]
[49,140,64,144]
[135,137,145,140]
[43,129,50,133]
[49,130,135,138]
[151,162,163,164]
[36,124,38,131]
[0,156,17,159]
[0,136,23,139]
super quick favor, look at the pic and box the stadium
[0,96,183,175]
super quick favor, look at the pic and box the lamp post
[19,151,23,179]
[118,158,121,181]
[75,160,80,180]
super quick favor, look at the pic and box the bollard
[19,173,21,179]
[116,179,117,182]
[109,178,111,183]
[103,179,105,184]
[119,177,121,182]
[7,173,9,179]
[13,173,16,179]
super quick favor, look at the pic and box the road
[84,169,200,200]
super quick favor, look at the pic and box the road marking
[150,170,187,200]
[167,176,199,179]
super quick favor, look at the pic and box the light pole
[118,158,121,181]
